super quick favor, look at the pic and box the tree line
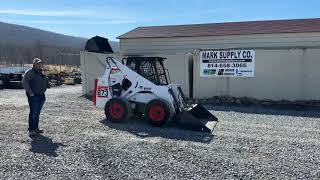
[0,41,81,66]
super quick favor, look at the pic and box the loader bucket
[177,104,218,132]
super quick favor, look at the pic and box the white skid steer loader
[86,36,218,132]
[93,56,218,132]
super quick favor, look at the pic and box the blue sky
[0,0,319,41]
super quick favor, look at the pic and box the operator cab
[124,57,169,86]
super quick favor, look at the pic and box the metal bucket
[176,104,218,132]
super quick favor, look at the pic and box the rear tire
[145,99,173,126]
[105,97,131,122]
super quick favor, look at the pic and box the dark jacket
[22,68,49,96]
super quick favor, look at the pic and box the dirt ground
[0,85,319,179]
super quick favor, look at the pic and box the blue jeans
[27,95,46,131]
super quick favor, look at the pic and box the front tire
[145,99,173,126]
[105,97,131,122]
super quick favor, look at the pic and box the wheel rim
[149,104,166,122]
[109,102,125,119]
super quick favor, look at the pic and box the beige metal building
[82,18,320,101]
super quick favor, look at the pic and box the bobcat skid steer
[86,36,217,132]
[93,56,218,132]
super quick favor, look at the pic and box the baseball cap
[33,58,42,64]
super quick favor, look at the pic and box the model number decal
[97,86,109,98]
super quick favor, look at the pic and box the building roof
[117,18,320,39]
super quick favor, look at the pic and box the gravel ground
[0,85,319,179]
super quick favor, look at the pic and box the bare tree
[24,47,33,64]
[34,40,44,59]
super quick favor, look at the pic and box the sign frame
[200,49,255,77]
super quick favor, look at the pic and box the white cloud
[0,8,136,21]
[0,19,135,25]
[0,9,86,17]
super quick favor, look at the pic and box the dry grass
[43,65,80,74]
[0,64,79,74]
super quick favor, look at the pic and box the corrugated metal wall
[193,48,320,100]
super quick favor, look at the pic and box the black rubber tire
[105,97,131,123]
[145,99,173,127]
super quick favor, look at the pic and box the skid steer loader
[87,36,218,132]
[93,56,218,132]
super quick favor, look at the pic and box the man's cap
[33,58,42,64]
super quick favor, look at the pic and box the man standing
[22,58,49,136]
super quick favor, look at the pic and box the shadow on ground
[100,117,214,144]
[29,134,66,157]
[207,104,320,118]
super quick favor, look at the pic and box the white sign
[200,49,255,77]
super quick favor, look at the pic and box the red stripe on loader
[93,79,98,106]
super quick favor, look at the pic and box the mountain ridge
[0,21,119,50]
[0,21,119,65]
